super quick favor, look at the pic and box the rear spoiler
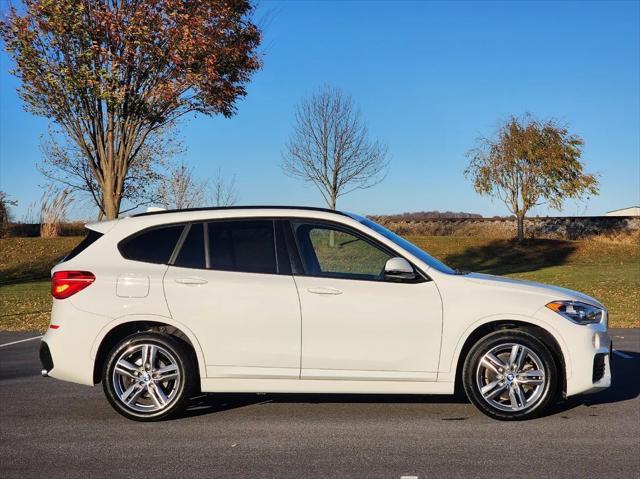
[85,218,119,235]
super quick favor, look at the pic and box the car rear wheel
[102,333,196,421]
[463,329,558,420]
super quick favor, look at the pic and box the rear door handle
[175,277,208,285]
[307,287,343,295]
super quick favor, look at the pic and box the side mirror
[384,257,416,281]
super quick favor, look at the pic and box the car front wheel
[463,329,558,420]
[102,333,195,421]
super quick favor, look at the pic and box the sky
[0,0,639,220]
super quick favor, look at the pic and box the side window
[208,220,277,274]
[174,223,205,269]
[119,225,184,264]
[292,223,392,280]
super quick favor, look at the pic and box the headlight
[546,301,604,324]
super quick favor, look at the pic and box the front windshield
[351,214,456,275]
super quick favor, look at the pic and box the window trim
[286,219,428,284]
[170,222,209,269]
[168,223,191,265]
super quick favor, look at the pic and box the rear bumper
[39,341,54,376]
[42,327,95,386]
[41,300,104,386]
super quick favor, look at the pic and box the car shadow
[179,391,470,419]
[443,239,576,275]
[179,351,638,420]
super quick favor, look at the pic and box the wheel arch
[452,318,568,398]
[91,316,206,384]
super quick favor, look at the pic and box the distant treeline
[376,211,485,221]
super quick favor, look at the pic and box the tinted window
[174,223,205,269]
[120,225,183,264]
[63,229,103,262]
[293,223,392,280]
[208,220,277,274]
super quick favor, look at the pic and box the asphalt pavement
[1,329,639,478]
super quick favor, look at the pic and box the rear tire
[463,329,558,420]
[102,332,196,421]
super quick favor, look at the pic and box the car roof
[131,205,351,218]
[86,206,360,235]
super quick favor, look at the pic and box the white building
[605,206,640,217]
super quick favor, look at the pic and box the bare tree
[157,164,238,210]
[212,168,239,207]
[282,85,388,209]
[156,162,207,210]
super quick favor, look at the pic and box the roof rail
[131,205,349,218]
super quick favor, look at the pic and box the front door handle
[307,287,343,295]
[175,277,208,285]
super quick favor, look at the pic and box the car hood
[462,272,604,308]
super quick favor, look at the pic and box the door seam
[291,274,303,379]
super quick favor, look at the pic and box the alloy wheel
[475,343,547,412]
[111,343,182,413]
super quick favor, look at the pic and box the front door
[289,221,442,381]
[163,220,301,379]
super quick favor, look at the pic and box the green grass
[0,280,51,331]
[0,236,82,331]
[0,235,638,331]
[0,236,82,284]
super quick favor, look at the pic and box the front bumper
[567,325,613,396]
[535,306,612,397]
[563,324,612,396]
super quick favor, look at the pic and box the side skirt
[200,378,455,395]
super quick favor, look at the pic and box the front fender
[438,313,571,383]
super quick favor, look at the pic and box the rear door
[163,219,301,379]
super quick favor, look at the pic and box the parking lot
[1,329,638,478]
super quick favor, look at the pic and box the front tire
[102,333,196,421]
[463,329,558,420]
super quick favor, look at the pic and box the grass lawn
[1,236,83,284]
[0,235,638,331]
[0,280,51,331]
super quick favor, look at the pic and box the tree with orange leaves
[1,0,261,218]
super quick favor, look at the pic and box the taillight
[51,271,95,299]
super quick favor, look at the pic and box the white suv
[40,207,611,421]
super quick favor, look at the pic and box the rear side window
[174,223,206,269]
[208,220,277,274]
[120,225,184,264]
[63,229,103,262]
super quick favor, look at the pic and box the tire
[462,329,558,420]
[102,332,196,421]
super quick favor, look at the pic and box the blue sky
[1,0,639,219]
